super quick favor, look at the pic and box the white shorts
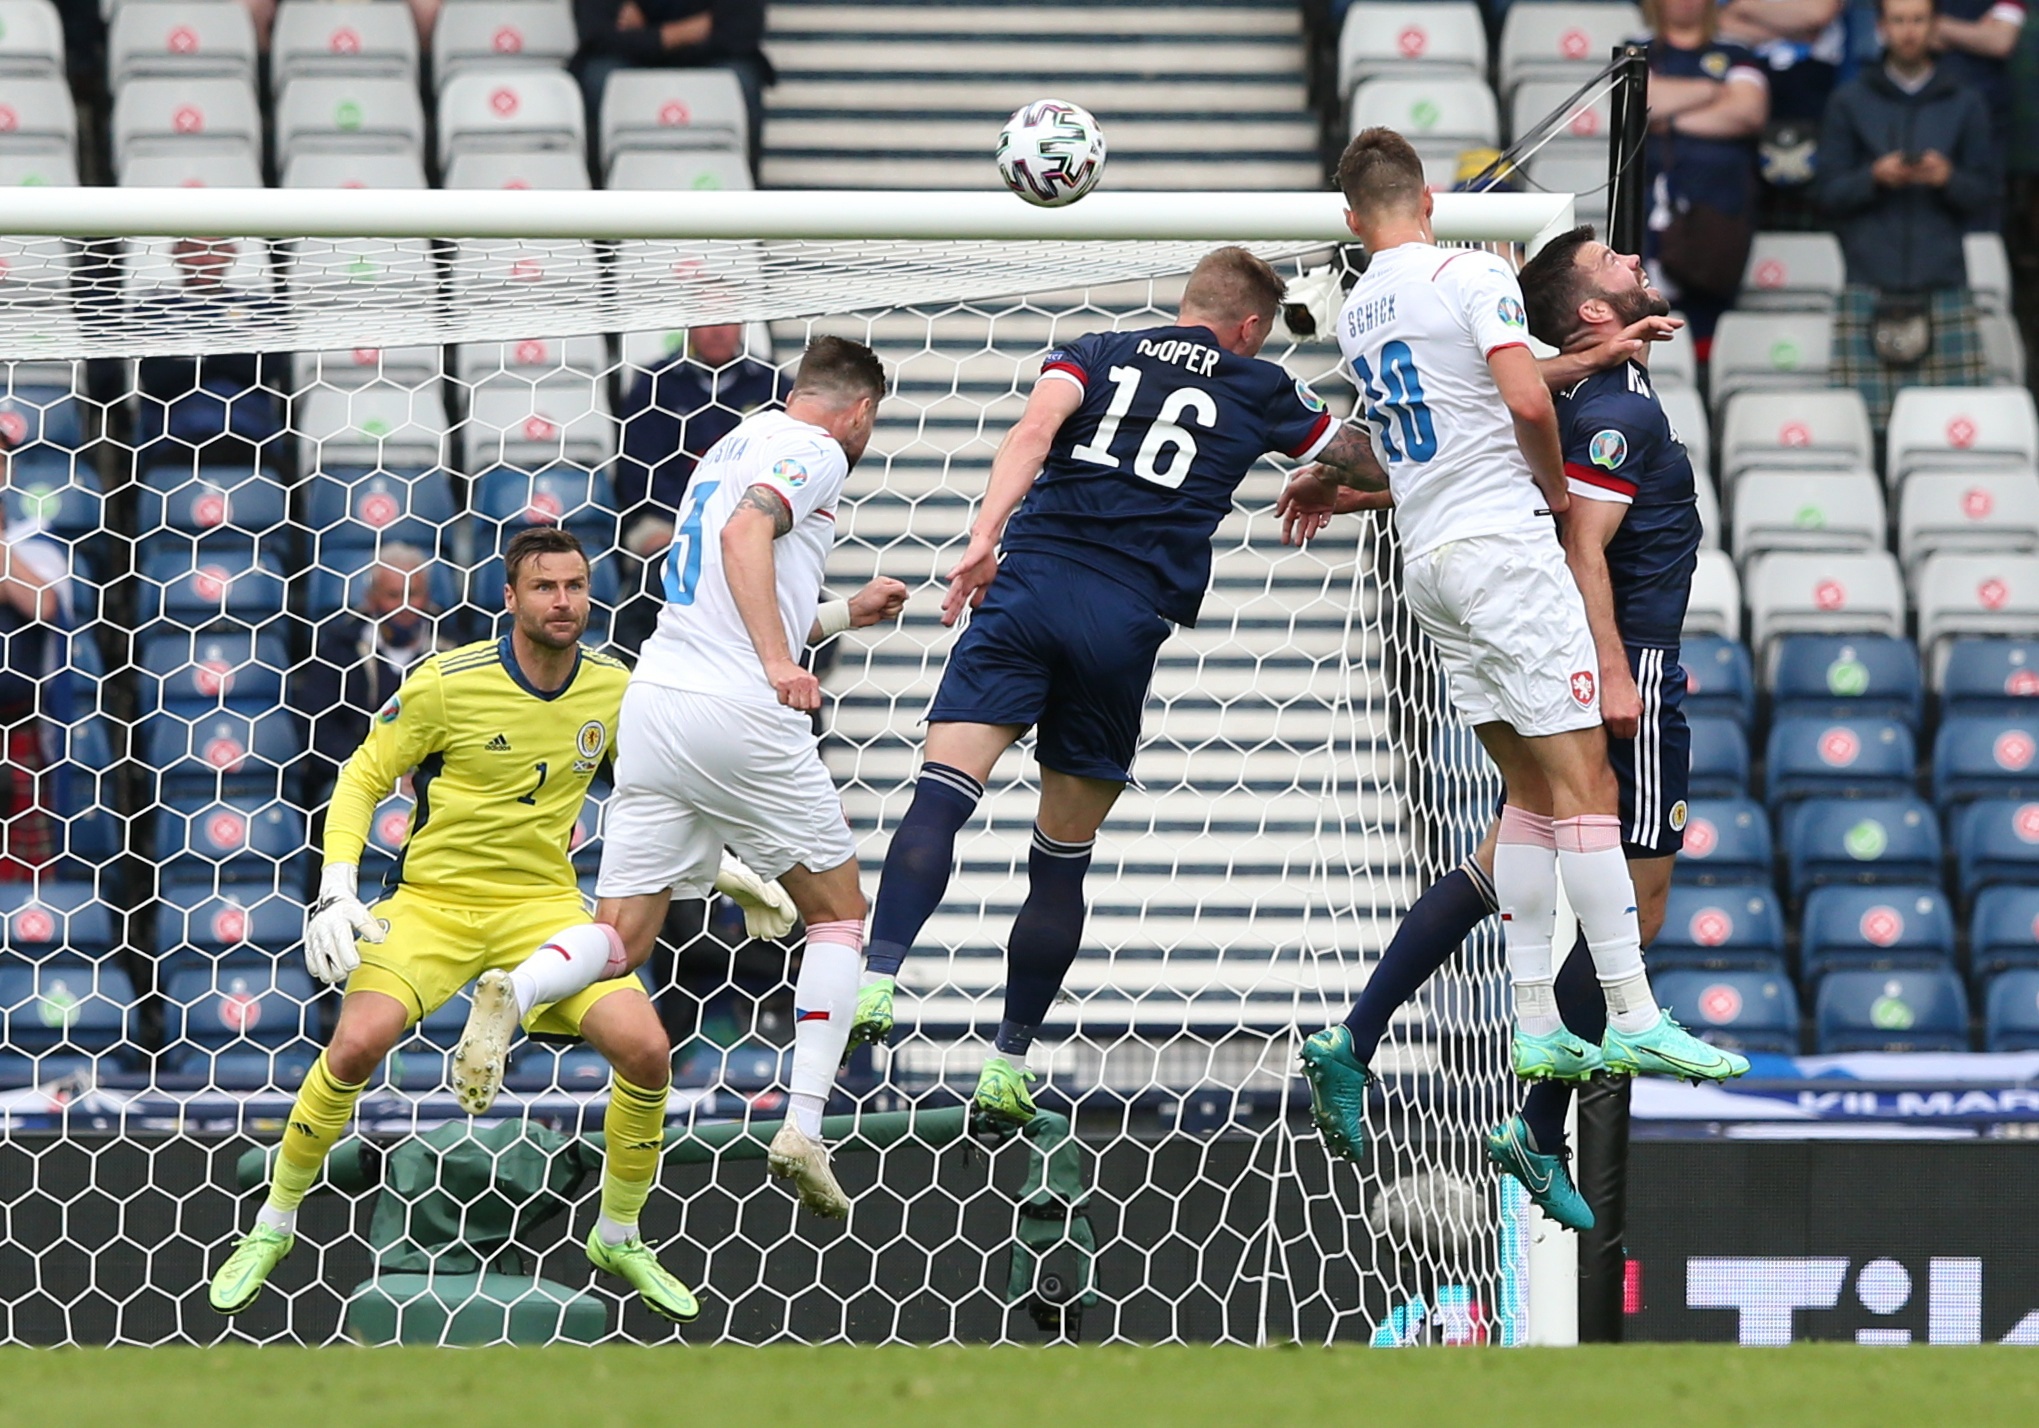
[1403,526,1602,738]
[595,682,858,900]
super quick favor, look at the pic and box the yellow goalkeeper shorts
[344,885,638,1036]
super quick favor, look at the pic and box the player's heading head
[1517,224,1670,352]
[1336,128,1434,248]
[786,335,888,468]
[502,526,592,652]
[1179,246,1287,357]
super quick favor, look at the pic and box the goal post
[0,188,1577,1346]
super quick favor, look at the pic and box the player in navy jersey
[1281,226,1710,1230]
[848,246,1379,1124]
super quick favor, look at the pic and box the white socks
[788,920,864,1139]
[1553,814,1662,1035]
[595,1214,636,1247]
[1494,806,1562,1036]
[507,922,625,1018]
[255,1203,295,1235]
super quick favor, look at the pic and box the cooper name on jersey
[1132,335,1222,376]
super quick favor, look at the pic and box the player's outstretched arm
[807,576,909,644]
[1560,496,1641,739]
[1488,345,1569,514]
[1276,423,1393,545]
[1537,314,1685,391]
[722,484,821,710]
[942,377,1083,626]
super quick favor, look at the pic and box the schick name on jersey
[1343,292,1398,338]
[1134,336,1220,375]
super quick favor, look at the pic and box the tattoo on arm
[739,484,795,537]
[1316,424,1390,491]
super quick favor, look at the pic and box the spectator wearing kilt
[1817,0,1997,428]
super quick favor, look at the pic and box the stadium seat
[1508,79,1609,158]
[0,881,115,959]
[1916,553,2039,657]
[358,789,414,878]
[137,548,288,634]
[1347,77,1497,187]
[1729,469,1884,565]
[1984,970,2039,1051]
[1886,387,2039,491]
[1980,310,2025,387]
[116,148,262,189]
[0,958,133,1061]
[1658,383,1710,476]
[462,383,617,475]
[504,1044,616,1093]
[281,150,429,189]
[294,382,450,475]
[107,0,257,88]
[144,708,302,800]
[443,148,590,189]
[1767,634,1923,729]
[1737,232,1845,313]
[161,961,320,1084]
[152,883,303,962]
[600,68,751,172]
[273,76,427,168]
[449,237,602,311]
[1966,231,2011,315]
[1673,797,1773,886]
[455,334,608,389]
[1651,318,1698,391]
[290,343,443,392]
[1746,550,1905,655]
[137,630,288,715]
[1654,883,1786,971]
[1953,797,2039,901]
[432,0,576,83]
[1497,3,1644,95]
[1971,885,2039,976]
[302,465,458,556]
[153,794,307,883]
[1933,715,2039,807]
[1719,389,1873,486]
[1344,3,1487,96]
[436,68,585,167]
[1815,968,1970,1053]
[1684,549,1742,641]
[1898,471,2039,574]
[1653,967,1799,1055]
[1525,152,1610,226]
[606,148,755,192]
[0,384,84,459]
[287,234,437,304]
[0,148,77,186]
[1763,716,1915,807]
[1686,715,1750,799]
[272,0,421,85]
[135,465,290,552]
[0,74,74,163]
[1693,466,1722,551]
[0,0,63,79]
[1707,312,1834,417]
[1937,637,2039,715]
[1799,885,1956,980]
[1,464,101,543]
[110,77,262,179]
[1783,795,1941,898]
[1681,635,1754,729]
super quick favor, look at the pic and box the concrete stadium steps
[759,0,1320,192]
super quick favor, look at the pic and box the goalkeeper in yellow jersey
[209,528,731,1323]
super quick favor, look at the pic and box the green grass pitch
[3,1345,2035,1428]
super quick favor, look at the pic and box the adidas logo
[486,733,512,752]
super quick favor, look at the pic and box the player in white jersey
[1291,129,1744,1090]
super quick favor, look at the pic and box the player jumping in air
[1284,224,1723,1229]
[847,246,1387,1125]
[210,529,703,1322]
[1289,130,1745,1153]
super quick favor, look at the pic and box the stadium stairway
[759,0,1322,190]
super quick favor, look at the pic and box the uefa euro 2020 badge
[574,720,607,774]
[1497,296,1526,328]
[1590,428,1628,470]
[376,694,401,724]
[772,458,809,489]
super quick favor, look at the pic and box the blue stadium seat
[162,961,321,1088]
[1671,797,1774,886]
[55,714,122,869]
[301,465,458,556]
[1783,796,1942,898]
[144,708,303,800]
[1971,885,2039,976]
[138,549,288,634]
[1653,967,1800,1055]
[1687,715,1750,798]
[359,789,415,877]
[1763,716,1916,807]
[1680,635,1755,730]
[1984,969,2039,1051]
[154,798,307,889]
[2,462,105,540]
[1933,715,2039,807]
[303,546,461,625]
[0,386,85,457]
[1938,638,2039,717]
[135,465,291,551]
[503,1044,615,1093]
[1799,885,1956,979]
[0,957,134,1058]
[1953,798,2039,902]
[137,631,289,715]
[1654,884,1787,970]
[0,882,115,959]
[1814,968,1970,1053]
[1767,634,1924,729]
[152,885,304,962]
[472,465,618,547]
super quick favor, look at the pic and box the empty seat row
[1338,2,1643,100]
[1684,549,2039,656]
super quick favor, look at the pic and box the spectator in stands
[1932,0,2026,176]
[0,426,75,882]
[1818,0,1996,424]
[134,239,284,476]
[1720,0,1848,124]
[290,545,448,801]
[573,0,774,172]
[1646,0,1770,352]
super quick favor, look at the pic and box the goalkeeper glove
[713,851,798,940]
[304,863,386,984]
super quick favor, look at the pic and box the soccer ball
[996,99,1107,208]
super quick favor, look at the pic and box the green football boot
[1297,1024,1373,1162]
[1602,1014,1751,1082]
[1483,1116,1595,1232]
[1512,1024,1608,1082]
[585,1226,701,1324]
[842,976,895,1065]
[207,1223,295,1315]
[973,1055,1038,1125]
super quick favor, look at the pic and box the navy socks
[865,761,983,977]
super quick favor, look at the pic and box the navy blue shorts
[926,552,1172,783]
[1610,644,1691,859]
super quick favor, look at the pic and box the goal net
[0,188,1570,1347]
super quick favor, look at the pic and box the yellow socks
[259,1053,368,1231]
[596,1073,669,1243]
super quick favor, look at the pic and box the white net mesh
[0,224,1522,1346]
